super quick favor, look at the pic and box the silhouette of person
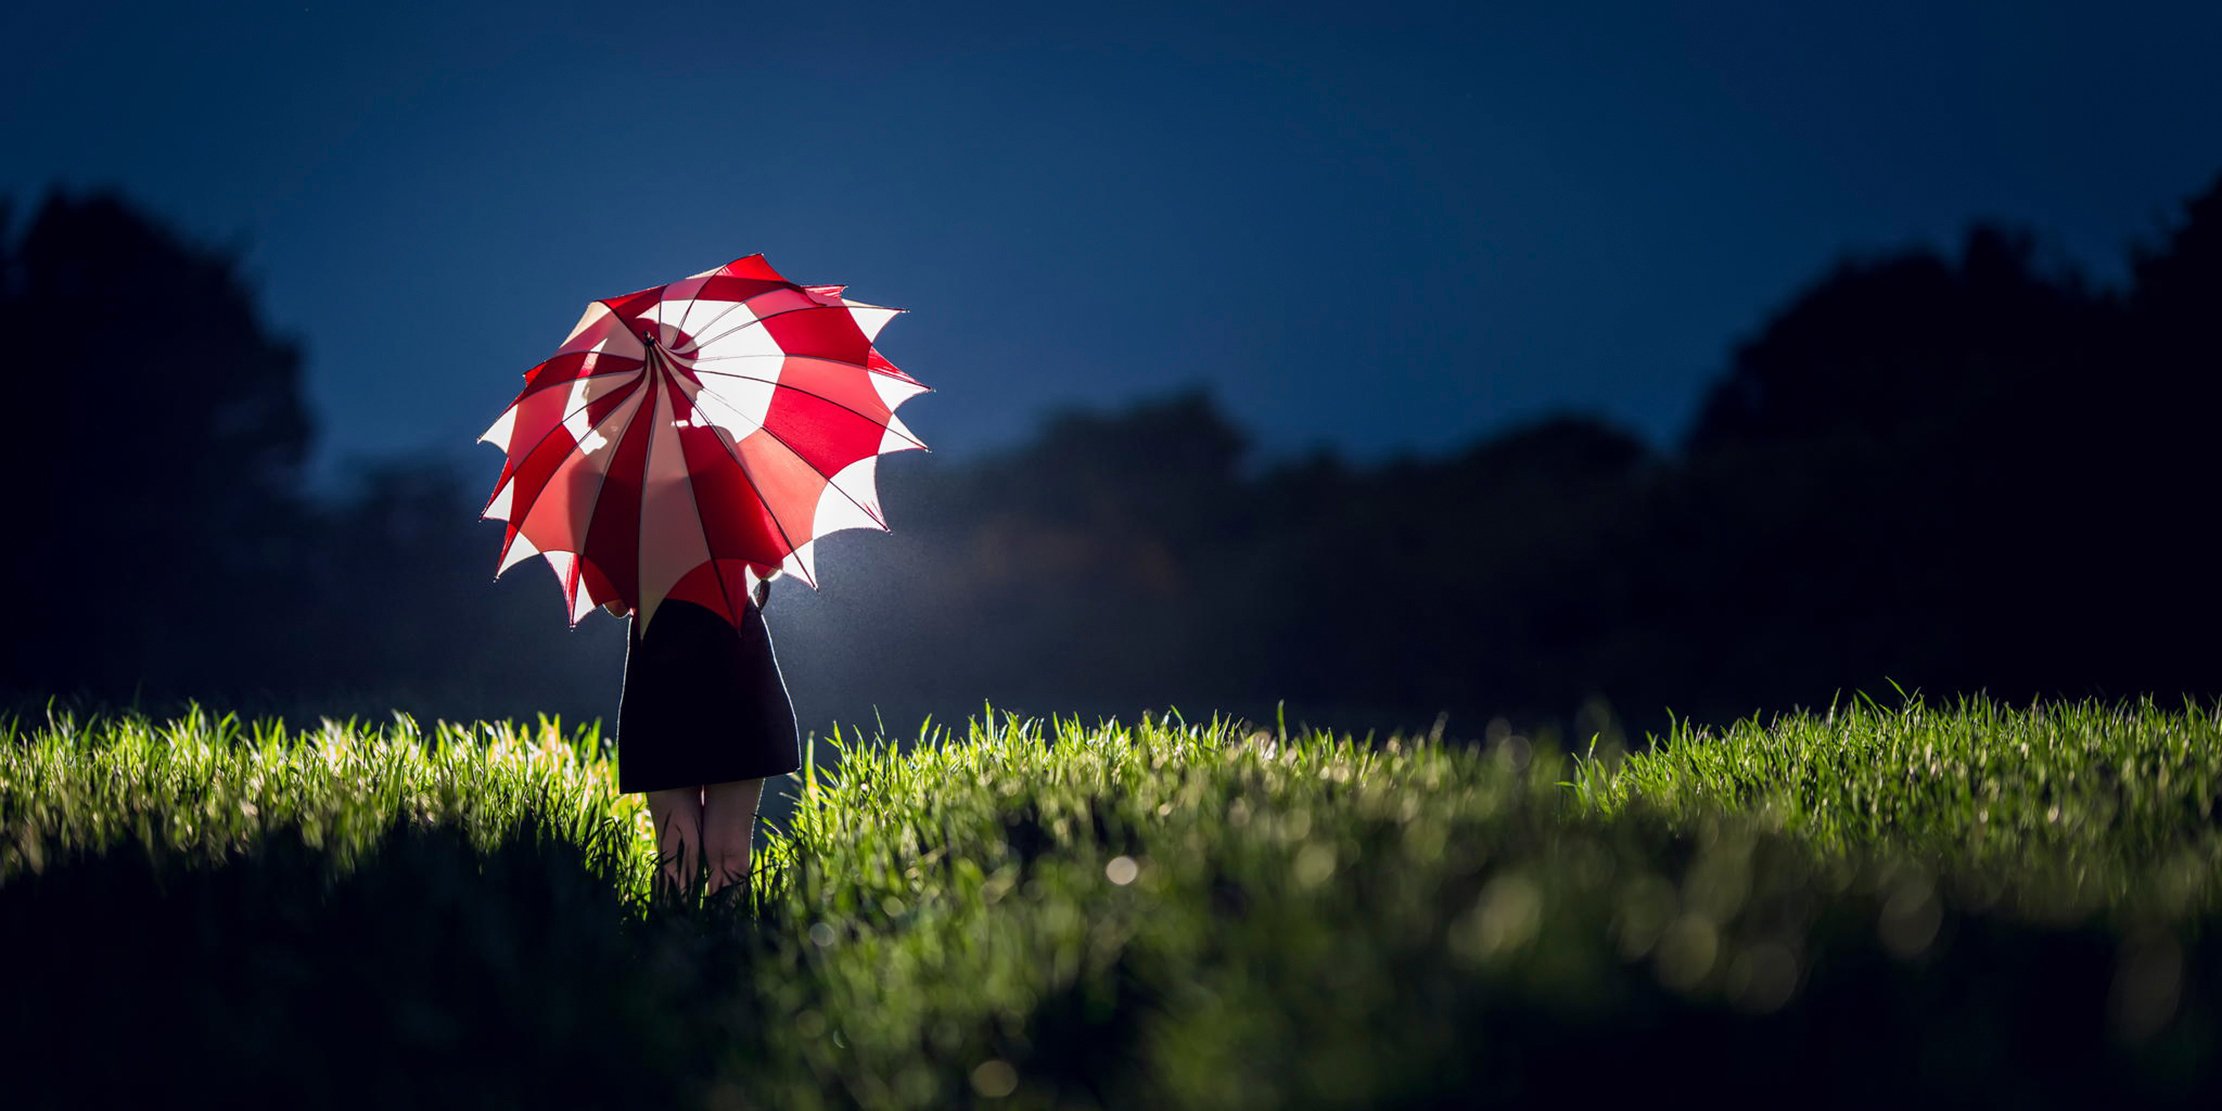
[604,570,800,903]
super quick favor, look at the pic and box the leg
[645,786,705,901]
[700,777,766,896]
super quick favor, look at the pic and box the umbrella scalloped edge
[477,254,929,633]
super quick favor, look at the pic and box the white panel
[686,370,777,436]
[557,304,610,348]
[498,532,541,575]
[780,540,818,588]
[845,303,901,341]
[660,275,708,305]
[870,372,930,411]
[672,299,760,354]
[880,413,926,453]
[534,389,644,543]
[484,477,515,522]
[558,305,645,358]
[568,569,600,624]
[558,369,643,443]
[479,405,518,449]
[814,454,888,534]
[543,549,576,589]
[685,313,782,360]
[652,297,728,347]
[633,384,712,633]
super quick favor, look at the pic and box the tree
[0,192,314,701]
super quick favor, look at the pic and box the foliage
[6,697,2221,1107]
[0,194,313,698]
[778,175,2222,737]
[13,174,2222,738]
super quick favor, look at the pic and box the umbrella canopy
[479,255,928,631]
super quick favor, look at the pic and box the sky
[5,0,2220,488]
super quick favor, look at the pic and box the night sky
[6,1,2219,487]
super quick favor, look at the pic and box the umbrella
[478,254,928,631]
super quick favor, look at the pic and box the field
[4,697,2220,1108]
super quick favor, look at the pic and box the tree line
[4,180,2217,740]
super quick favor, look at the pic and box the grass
[1576,694,2222,921]
[4,696,2220,1107]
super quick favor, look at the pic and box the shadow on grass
[0,815,777,1108]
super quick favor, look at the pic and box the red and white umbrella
[479,254,928,630]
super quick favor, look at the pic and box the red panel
[560,551,583,613]
[502,419,587,544]
[720,255,789,282]
[599,289,665,323]
[693,275,790,305]
[733,286,819,318]
[762,304,872,365]
[771,356,894,422]
[522,350,641,390]
[734,428,826,543]
[553,307,637,358]
[866,348,917,382]
[676,419,793,565]
[490,374,645,513]
[583,375,643,427]
[663,560,746,625]
[504,372,586,446]
[576,394,654,606]
[483,459,519,518]
[761,384,887,477]
[577,557,620,613]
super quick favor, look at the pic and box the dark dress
[615,597,801,793]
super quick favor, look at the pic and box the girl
[606,572,799,903]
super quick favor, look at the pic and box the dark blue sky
[6,1,2219,485]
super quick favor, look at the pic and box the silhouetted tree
[0,192,315,702]
[13,176,2220,739]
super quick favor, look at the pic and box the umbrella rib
[571,304,652,360]
[663,284,796,351]
[485,371,647,517]
[671,277,868,348]
[605,284,803,354]
[672,277,713,345]
[640,366,738,617]
[563,385,652,600]
[690,350,930,388]
[684,377,895,529]
[679,300,869,356]
[702,417,814,586]
[510,363,646,407]
[690,366,928,450]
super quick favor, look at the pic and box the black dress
[615,597,801,793]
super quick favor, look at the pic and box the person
[604,570,800,904]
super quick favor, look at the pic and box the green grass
[1576,694,2222,920]
[1,709,643,887]
[5,696,2220,1108]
